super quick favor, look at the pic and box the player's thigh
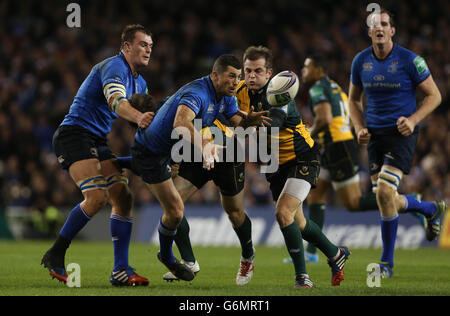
[100,158,133,214]
[147,179,184,218]
[335,180,362,211]
[173,174,199,203]
[307,177,331,204]
[68,158,109,214]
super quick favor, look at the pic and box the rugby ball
[266,71,299,107]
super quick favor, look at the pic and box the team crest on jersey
[299,166,309,176]
[388,62,398,74]
[207,103,215,114]
[363,63,373,71]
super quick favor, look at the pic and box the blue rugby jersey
[350,44,430,128]
[135,76,238,154]
[61,52,148,138]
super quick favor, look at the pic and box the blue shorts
[130,140,171,184]
[367,126,418,175]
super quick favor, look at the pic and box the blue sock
[380,214,399,268]
[110,214,133,271]
[59,204,91,240]
[158,218,177,264]
[403,195,436,218]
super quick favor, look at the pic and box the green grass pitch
[1,241,449,296]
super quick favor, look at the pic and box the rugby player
[300,54,425,263]
[349,9,446,278]
[41,24,154,286]
[129,54,269,281]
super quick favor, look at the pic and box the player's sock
[174,216,196,263]
[59,204,91,241]
[306,203,325,254]
[110,214,132,271]
[402,195,436,218]
[358,192,378,211]
[158,218,177,264]
[233,213,254,259]
[281,222,307,275]
[302,218,339,259]
[380,214,398,268]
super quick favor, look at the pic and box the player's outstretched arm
[228,105,272,128]
[348,82,370,146]
[397,75,442,136]
[114,98,155,128]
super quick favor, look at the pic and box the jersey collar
[371,43,397,61]
[119,51,139,78]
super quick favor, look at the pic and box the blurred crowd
[0,0,448,218]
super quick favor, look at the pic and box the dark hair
[212,54,242,73]
[128,94,160,129]
[120,24,152,49]
[369,8,395,27]
[308,53,328,72]
[243,46,273,70]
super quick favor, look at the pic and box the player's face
[301,58,316,84]
[244,58,272,91]
[368,13,395,45]
[126,31,153,69]
[215,66,241,97]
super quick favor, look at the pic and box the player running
[349,9,446,278]
[300,54,425,263]
[240,46,350,288]
[129,54,269,282]
[41,24,154,286]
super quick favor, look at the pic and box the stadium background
[0,0,448,247]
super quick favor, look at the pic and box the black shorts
[321,139,359,182]
[130,140,172,184]
[178,161,245,196]
[53,125,115,170]
[367,126,418,175]
[265,144,320,202]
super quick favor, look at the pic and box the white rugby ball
[266,71,299,107]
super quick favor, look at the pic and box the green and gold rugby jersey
[308,77,353,146]
[233,80,314,165]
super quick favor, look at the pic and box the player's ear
[391,26,396,37]
[267,68,273,79]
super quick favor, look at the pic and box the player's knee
[275,205,294,228]
[166,202,184,224]
[112,186,133,213]
[84,189,109,213]
[343,197,360,212]
[376,182,395,206]
[226,209,245,227]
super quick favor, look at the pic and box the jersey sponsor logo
[413,56,429,75]
[373,74,385,81]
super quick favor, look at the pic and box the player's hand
[357,128,371,146]
[137,112,155,128]
[397,116,415,136]
[202,140,225,170]
[246,105,272,127]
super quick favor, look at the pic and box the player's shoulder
[235,80,248,94]
[353,46,373,63]
[395,44,421,62]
